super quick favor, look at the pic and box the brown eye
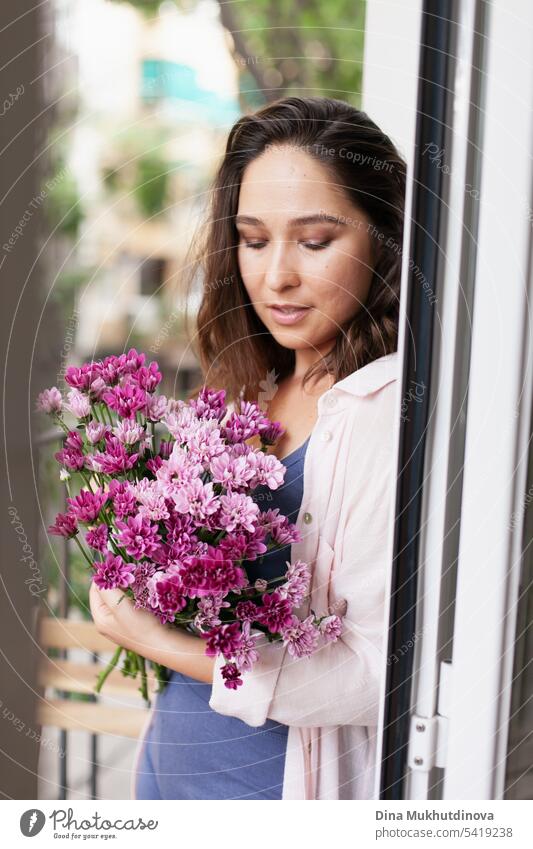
[244,241,267,249]
[302,240,331,250]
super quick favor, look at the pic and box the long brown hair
[186,96,406,405]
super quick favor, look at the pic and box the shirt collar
[318,351,400,413]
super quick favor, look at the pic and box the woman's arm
[209,445,395,728]
[89,583,215,684]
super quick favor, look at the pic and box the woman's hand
[89,582,162,655]
[88,582,216,684]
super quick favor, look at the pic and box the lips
[268,304,311,325]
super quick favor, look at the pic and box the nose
[264,236,300,292]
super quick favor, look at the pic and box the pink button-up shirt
[209,350,400,799]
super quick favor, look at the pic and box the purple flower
[259,419,285,446]
[190,387,227,422]
[222,400,269,443]
[202,622,244,658]
[86,420,108,444]
[220,663,242,690]
[154,575,187,616]
[93,435,139,474]
[279,559,311,606]
[256,591,293,633]
[64,363,102,392]
[55,430,85,471]
[249,452,285,490]
[171,478,219,522]
[85,524,109,552]
[218,492,259,533]
[112,419,145,445]
[67,487,108,524]
[64,388,91,418]
[102,380,147,419]
[92,553,135,590]
[36,387,62,414]
[145,394,168,422]
[131,561,157,609]
[179,548,247,597]
[281,614,321,658]
[220,662,243,690]
[115,514,161,560]
[49,512,78,538]
[232,621,260,672]
[318,614,343,643]
[98,355,122,386]
[134,362,162,393]
[108,479,137,518]
[235,600,259,622]
[193,593,231,631]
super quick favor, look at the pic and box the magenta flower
[93,435,139,474]
[235,600,259,622]
[85,524,109,552]
[102,380,147,419]
[92,553,135,590]
[220,662,243,690]
[256,591,293,633]
[190,386,227,422]
[222,400,269,443]
[67,487,108,524]
[36,387,62,414]
[64,363,102,392]
[115,514,161,559]
[203,622,244,658]
[259,420,285,446]
[55,430,85,471]
[179,549,247,597]
[108,479,137,518]
[49,512,78,538]
[134,362,162,393]
[154,575,187,616]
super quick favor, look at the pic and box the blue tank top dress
[134,435,310,800]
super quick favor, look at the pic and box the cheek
[306,250,373,319]
[237,249,259,294]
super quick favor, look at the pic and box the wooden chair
[37,616,154,738]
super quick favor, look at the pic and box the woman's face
[236,144,375,358]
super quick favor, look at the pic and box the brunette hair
[186,95,406,404]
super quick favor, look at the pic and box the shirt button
[326,394,337,407]
[303,512,313,524]
[321,430,332,442]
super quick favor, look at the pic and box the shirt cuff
[208,629,287,727]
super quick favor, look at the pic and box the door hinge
[407,660,452,772]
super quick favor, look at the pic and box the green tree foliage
[109,0,366,109]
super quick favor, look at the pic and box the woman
[89,95,406,800]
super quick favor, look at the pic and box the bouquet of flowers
[36,349,343,705]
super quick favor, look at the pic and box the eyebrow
[234,213,346,227]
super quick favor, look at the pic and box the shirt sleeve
[208,444,394,728]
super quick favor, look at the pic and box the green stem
[94,644,123,693]
[137,654,149,705]
[72,534,94,569]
